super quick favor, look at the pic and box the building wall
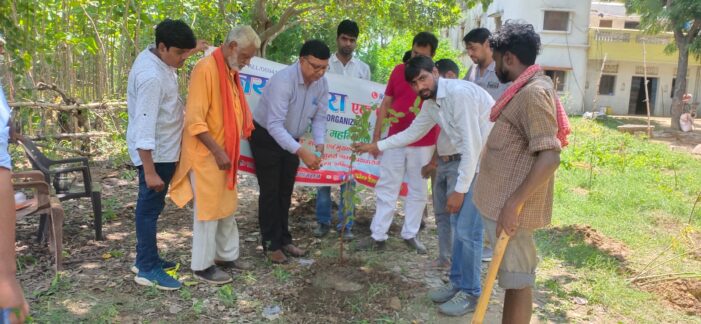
[585,60,701,116]
[444,0,592,113]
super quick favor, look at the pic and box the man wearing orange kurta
[169,26,261,285]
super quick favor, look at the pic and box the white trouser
[190,173,240,271]
[371,145,433,241]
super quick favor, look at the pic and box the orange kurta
[169,55,243,221]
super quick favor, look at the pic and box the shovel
[471,231,511,324]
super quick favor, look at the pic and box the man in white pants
[354,32,440,253]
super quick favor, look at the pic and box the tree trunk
[671,34,690,130]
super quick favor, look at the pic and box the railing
[590,28,673,45]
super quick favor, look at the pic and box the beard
[227,52,240,71]
[418,89,433,100]
[496,66,510,83]
[338,46,354,56]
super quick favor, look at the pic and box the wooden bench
[617,124,655,135]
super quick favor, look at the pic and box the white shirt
[329,53,371,80]
[126,46,184,166]
[378,78,495,193]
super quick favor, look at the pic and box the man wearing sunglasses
[251,40,331,264]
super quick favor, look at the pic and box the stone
[388,297,401,310]
[692,144,701,155]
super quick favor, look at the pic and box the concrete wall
[585,60,701,116]
[444,0,592,113]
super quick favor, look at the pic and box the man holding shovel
[472,22,568,323]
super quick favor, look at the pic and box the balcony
[588,28,684,65]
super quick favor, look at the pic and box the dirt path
[17,171,609,323]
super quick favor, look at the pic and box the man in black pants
[250,40,330,263]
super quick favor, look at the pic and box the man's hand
[446,192,465,214]
[214,150,232,171]
[298,147,321,170]
[421,162,437,179]
[0,276,30,324]
[352,142,380,157]
[144,171,165,192]
[496,200,521,237]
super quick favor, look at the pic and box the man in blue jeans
[353,56,494,316]
[126,19,199,290]
[313,20,371,240]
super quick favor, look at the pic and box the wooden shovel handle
[471,231,511,324]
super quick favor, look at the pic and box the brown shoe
[268,250,288,264]
[282,244,306,257]
[215,259,254,270]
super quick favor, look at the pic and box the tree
[626,0,701,130]
[249,0,468,56]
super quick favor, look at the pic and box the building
[444,1,701,116]
[443,0,592,113]
[586,1,701,116]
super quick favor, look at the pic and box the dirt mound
[287,258,420,323]
[552,224,630,263]
[642,279,701,316]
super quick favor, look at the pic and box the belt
[439,154,461,162]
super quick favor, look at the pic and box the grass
[534,117,701,322]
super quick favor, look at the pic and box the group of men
[0,15,566,323]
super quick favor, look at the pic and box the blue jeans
[449,179,483,297]
[135,163,176,272]
[316,181,354,231]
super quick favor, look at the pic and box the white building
[443,0,592,113]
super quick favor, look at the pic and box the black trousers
[249,122,299,251]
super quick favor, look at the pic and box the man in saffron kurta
[170,26,261,285]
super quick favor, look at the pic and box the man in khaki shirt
[473,23,562,323]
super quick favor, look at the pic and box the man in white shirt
[314,19,371,241]
[354,56,494,316]
[126,19,200,290]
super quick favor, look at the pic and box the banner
[237,57,407,194]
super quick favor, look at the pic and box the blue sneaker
[134,267,182,290]
[131,258,177,274]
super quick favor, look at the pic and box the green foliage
[363,34,467,84]
[217,284,237,306]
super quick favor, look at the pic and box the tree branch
[259,2,324,41]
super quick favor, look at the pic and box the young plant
[339,104,401,261]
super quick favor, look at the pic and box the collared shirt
[328,53,371,80]
[253,62,329,154]
[464,61,510,100]
[126,45,184,166]
[473,73,561,229]
[378,78,495,193]
[0,85,11,170]
[384,63,439,146]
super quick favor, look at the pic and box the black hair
[300,39,331,60]
[402,51,411,63]
[155,19,197,50]
[412,32,439,55]
[435,59,460,77]
[337,19,359,38]
[463,28,491,45]
[404,55,435,82]
[489,22,540,65]
[402,50,412,63]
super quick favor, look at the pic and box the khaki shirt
[473,72,561,229]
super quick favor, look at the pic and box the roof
[591,1,639,18]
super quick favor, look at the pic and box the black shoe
[404,237,427,254]
[354,237,386,251]
[314,223,331,238]
[193,266,232,285]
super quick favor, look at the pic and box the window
[543,11,570,31]
[599,75,616,95]
[544,70,566,91]
[599,20,613,28]
[624,21,640,29]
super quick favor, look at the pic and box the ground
[13,117,701,323]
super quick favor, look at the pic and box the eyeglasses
[302,57,329,73]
